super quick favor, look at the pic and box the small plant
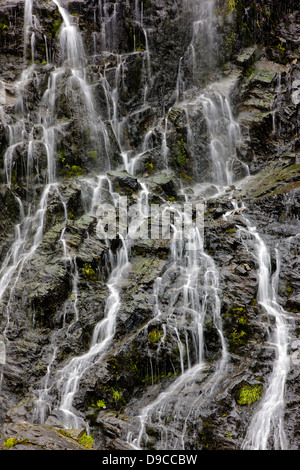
[78,433,94,449]
[82,263,96,281]
[66,165,83,178]
[232,328,247,345]
[111,387,122,406]
[277,42,286,52]
[175,136,191,179]
[238,315,247,326]
[0,24,8,32]
[148,328,163,343]
[91,398,106,410]
[145,161,154,175]
[96,399,106,409]
[52,20,61,38]
[238,384,263,406]
[4,437,18,450]
[227,0,237,13]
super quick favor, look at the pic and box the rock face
[0,0,299,452]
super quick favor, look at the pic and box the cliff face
[0,0,299,451]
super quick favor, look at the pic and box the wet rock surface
[0,0,299,452]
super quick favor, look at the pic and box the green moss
[91,399,106,409]
[174,137,191,179]
[145,161,154,175]
[227,0,237,13]
[108,357,118,372]
[223,306,249,349]
[78,433,94,449]
[58,429,94,449]
[142,370,178,385]
[52,20,62,38]
[82,263,96,281]
[66,165,84,178]
[148,328,163,343]
[233,307,244,312]
[4,437,18,449]
[276,42,286,52]
[225,31,237,54]
[238,384,263,406]
[3,437,32,449]
[232,328,247,346]
[198,420,216,449]
[176,138,188,167]
[135,41,145,52]
[88,150,97,161]
[247,162,300,200]
[110,387,123,406]
[0,23,8,33]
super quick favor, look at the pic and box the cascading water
[125,1,238,449]
[29,0,235,441]
[240,222,290,450]
[54,234,130,429]
[0,0,66,344]
[32,0,160,429]
[128,218,228,449]
[0,0,296,451]
[222,201,291,450]
[24,0,37,63]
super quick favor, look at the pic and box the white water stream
[0,0,292,450]
[223,201,291,450]
[240,220,290,449]
[128,220,229,449]
[32,0,156,428]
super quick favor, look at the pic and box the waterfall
[201,91,243,188]
[53,0,85,68]
[31,0,232,441]
[0,0,295,451]
[240,228,290,450]
[24,0,35,62]
[223,202,291,450]
[171,0,248,192]
[0,0,67,340]
[128,221,228,449]
[179,0,217,91]
[32,0,158,428]
[54,234,130,429]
